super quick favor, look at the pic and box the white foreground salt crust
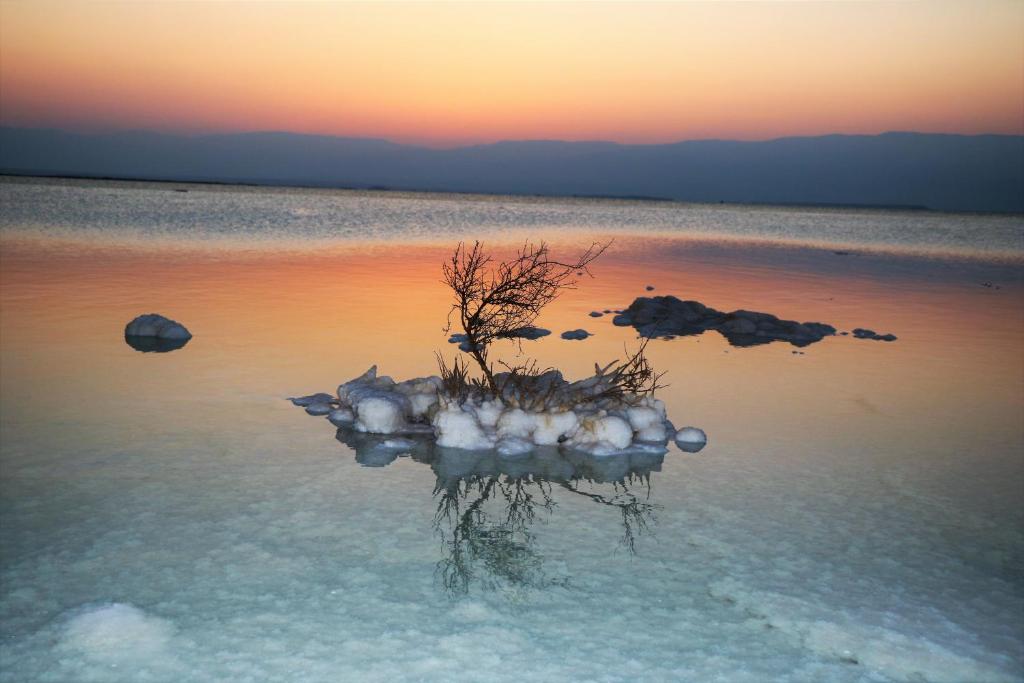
[60,603,175,662]
[323,366,695,457]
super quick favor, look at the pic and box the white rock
[433,403,496,450]
[290,393,334,407]
[627,405,668,443]
[496,437,534,458]
[532,411,579,445]
[327,408,355,426]
[675,426,708,452]
[675,426,707,444]
[305,402,332,416]
[496,408,536,440]
[354,394,410,434]
[568,413,634,454]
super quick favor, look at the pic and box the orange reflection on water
[2,235,1020,434]
[2,234,1022,514]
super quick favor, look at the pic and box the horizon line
[3,125,1023,151]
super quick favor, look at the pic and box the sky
[0,1,1021,147]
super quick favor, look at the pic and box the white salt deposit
[61,603,174,660]
[316,366,691,458]
[495,437,535,457]
[676,426,708,444]
[327,407,355,425]
[434,401,496,450]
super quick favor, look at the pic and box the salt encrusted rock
[295,366,706,458]
[290,393,335,407]
[305,403,333,416]
[124,314,192,340]
[675,426,708,453]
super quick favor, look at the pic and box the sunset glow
[1,1,1022,146]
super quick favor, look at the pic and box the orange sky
[1,1,1021,146]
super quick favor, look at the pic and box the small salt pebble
[290,393,335,407]
[328,408,355,426]
[675,427,707,453]
[305,402,333,416]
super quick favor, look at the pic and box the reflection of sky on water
[1,179,1022,681]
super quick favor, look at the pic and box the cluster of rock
[612,296,836,347]
[448,326,554,352]
[852,328,898,342]
[291,366,706,457]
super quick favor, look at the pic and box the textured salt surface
[3,426,1020,683]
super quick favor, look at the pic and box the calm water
[1,177,1023,682]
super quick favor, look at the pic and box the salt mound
[296,366,706,457]
[60,603,175,662]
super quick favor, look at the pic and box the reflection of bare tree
[332,426,666,596]
[556,474,656,554]
[433,475,554,595]
[433,467,658,596]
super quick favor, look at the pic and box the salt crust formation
[291,366,699,457]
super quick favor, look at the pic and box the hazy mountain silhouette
[1,127,1021,212]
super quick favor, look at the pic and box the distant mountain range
[1,127,1021,212]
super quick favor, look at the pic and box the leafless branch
[442,240,609,391]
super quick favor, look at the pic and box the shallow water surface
[1,179,1023,682]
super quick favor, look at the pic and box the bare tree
[442,240,608,390]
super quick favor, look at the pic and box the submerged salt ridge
[292,365,704,457]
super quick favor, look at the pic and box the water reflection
[335,427,662,595]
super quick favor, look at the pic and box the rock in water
[613,296,836,347]
[675,426,708,453]
[852,328,898,342]
[560,329,591,340]
[289,393,334,407]
[125,314,192,340]
[499,326,551,340]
